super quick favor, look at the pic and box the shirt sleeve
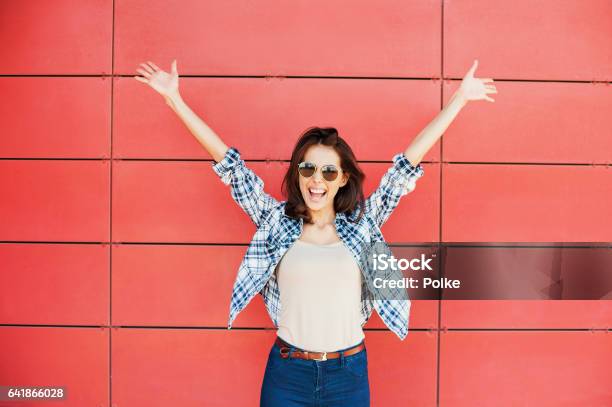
[364,152,424,228]
[212,146,280,227]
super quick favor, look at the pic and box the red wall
[1,1,611,406]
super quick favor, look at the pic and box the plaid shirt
[212,146,424,340]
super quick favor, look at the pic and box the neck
[308,206,335,225]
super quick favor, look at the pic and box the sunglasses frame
[297,161,341,182]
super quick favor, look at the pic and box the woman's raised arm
[403,59,496,165]
[134,59,228,163]
[364,60,497,227]
[134,60,279,227]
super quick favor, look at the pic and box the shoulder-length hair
[281,126,365,224]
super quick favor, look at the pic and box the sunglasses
[298,161,340,181]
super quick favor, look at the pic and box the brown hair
[281,126,365,224]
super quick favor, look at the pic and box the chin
[302,196,326,211]
[306,202,324,211]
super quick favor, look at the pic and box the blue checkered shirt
[212,146,424,340]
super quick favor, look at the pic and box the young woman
[135,59,495,406]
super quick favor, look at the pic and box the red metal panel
[377,162,439,243]
[440,246,612,328]
[115,0,440,77]
[111,328,275,407]
[442,164,612,242]
[112,244,272,327]
[112,160,435,243]
[0,160,110,241]
[0,77,111,158]
[440,331,612,406]
[0,0,112,75]
[111,160,274,243]
[444,0,612,81]
[366,330,438,406]
[114,76,441,162]
[442,300,612,329]
[442,80,612,164]
[0,244,109,325]
[0,327,109,407]
[365,300,439,332]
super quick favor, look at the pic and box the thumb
[172,59,178,74]
[468,59,478,76]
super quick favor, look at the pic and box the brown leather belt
[275,336,365,361]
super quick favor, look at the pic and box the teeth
[309,188,326,193]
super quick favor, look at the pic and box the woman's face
[298,144,349,213]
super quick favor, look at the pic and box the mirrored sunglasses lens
[322,166,339,181]
[298,162,315,177]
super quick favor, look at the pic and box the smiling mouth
[308,187,327,201]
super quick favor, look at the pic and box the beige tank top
[275,239,365,352]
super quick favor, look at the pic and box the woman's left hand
[457,59,497,103]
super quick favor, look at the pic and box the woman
[135,59,495,406]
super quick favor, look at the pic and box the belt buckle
[279,347,290,358]
[313,352,327,361]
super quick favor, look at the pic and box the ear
[340,173,349,187]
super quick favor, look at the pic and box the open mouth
[308,187,327,202]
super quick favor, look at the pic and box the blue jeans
[260,338,370,406]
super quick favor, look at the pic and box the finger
[136,68,151,78]
[486,88,498,94]
[148,61,161,71]
[134,75,148,84]
[140,62,155,74]
[468,59,478,76]
[485,85,497,92]
[482,78,495,83]
[485,96,495,102]
[171,59,177,74]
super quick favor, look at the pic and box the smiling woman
[134,58,494,407]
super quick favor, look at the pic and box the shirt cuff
[392,152,425,178]
[212,146,241,185]
[391,152,425,194]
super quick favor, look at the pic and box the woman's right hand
[134,59,180,101]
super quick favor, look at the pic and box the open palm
[134,59,179,99]
[458,59,497,102]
